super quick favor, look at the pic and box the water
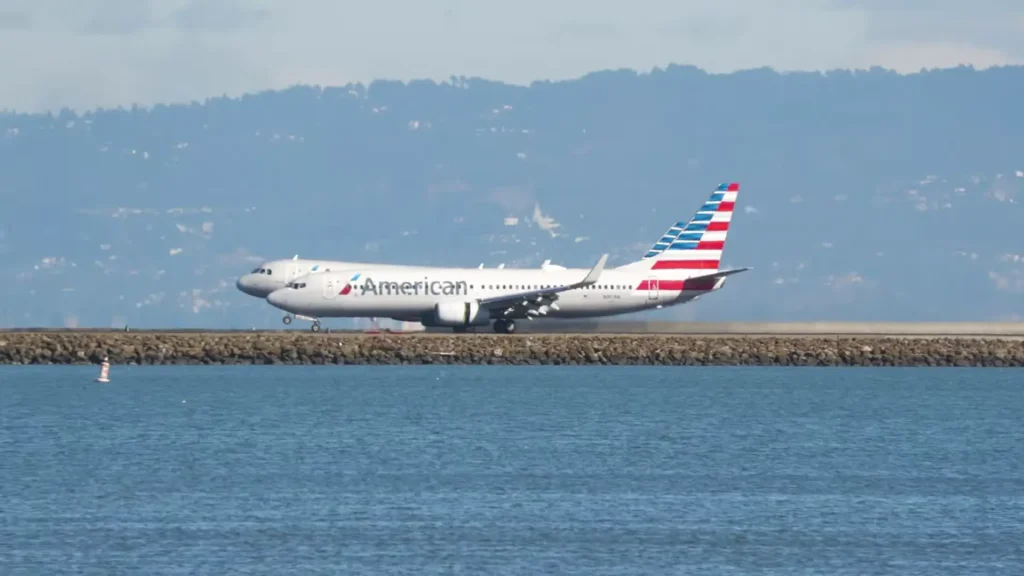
[2,365,1023,574]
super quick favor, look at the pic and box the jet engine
[432,300,491,327]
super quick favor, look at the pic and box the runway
[3,322,1024,338]
[506,321,1024,338]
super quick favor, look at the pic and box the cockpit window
[265,269,272,275]
[251,267,261,273]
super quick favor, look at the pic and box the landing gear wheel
[493,319,516,334]
[311,322,321,333]
[282,315,292,325]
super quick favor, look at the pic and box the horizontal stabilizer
[633,267,751,294]
[691,267,751,281]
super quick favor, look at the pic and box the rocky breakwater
[1,332,1024,366]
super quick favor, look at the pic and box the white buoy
[95,357,110,383]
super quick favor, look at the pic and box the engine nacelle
[431,300,491,327]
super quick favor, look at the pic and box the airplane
[237,255,569,325]
[263,182,749,333]
[235,256,475,325]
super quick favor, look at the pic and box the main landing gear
[493,319,516,334]
[283,314,321,332]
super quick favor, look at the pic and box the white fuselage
[235,258,441,298]
[266,266,721,324]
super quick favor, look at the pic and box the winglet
[577,253,608,287]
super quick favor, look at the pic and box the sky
[0,0,1022,113]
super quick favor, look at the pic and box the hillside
[1,64,1023,328]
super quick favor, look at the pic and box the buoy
[95,357,110,383]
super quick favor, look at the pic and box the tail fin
[621,182,739,271]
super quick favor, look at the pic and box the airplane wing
[477,254,608,319]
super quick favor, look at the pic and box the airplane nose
[266,288,289,309]
[236,275,257,296]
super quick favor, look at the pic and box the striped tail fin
[621,182,739,272]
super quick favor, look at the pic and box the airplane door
[323,277,338,299]
[648,277,659,300]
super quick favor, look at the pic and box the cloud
[81,0,155,35]
[988,270,1024,293]
[0,7,32,31]
[0,1,1022,112]
[832,0,1024,64]
[172,0,269,31]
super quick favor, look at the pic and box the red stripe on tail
[696,240,724,250]
[651,259,719,270]
[706,222,729,231]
